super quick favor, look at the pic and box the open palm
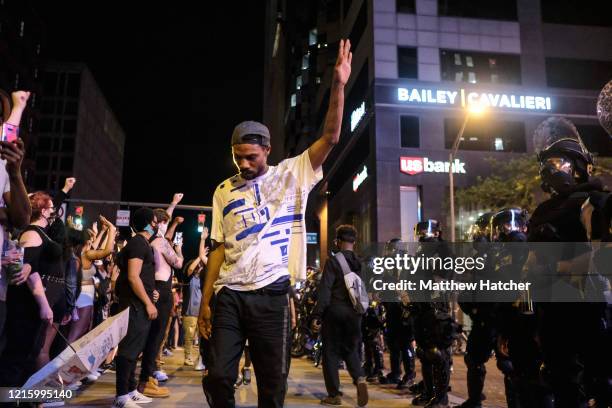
[334,39,352,86]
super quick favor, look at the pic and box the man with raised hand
[199,39,352,407]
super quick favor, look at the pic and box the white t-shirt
[211,150,322,292]
[0,160,12,302]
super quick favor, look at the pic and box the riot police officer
[411,220,455,408]
[458,212,497,408]
[529,117,611,407]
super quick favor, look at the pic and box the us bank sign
[397,87,552,111]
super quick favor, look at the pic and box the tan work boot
[138,376,170,398]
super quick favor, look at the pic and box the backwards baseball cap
[231,121,271,147]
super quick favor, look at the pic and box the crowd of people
[0,34,610,408]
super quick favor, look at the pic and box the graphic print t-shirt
[211,150,322,292]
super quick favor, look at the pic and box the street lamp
[449,103,485,242]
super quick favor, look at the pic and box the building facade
[0,0,44,187]
[266,0,612,261]
[36,62,125,205]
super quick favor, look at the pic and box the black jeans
[139,280,172,383]
[321,304,364,397]
[202,287,291,408]
[116,299,151,396]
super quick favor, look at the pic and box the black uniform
[362,302,385,381]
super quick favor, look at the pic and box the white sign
[350,101,366,132]
[397,87,552,111]
[400,157,466,175]
[353,165,368,191]
[116,210,131,227]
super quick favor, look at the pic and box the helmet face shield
[542,156,574,175]
[490,208,528,242]
[414,219,440,241]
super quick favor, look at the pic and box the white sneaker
[128,389,153,404]
[86,371,100,382]
[41,402,65,407]
[162,348,173,356]
[153,370,168,382]
[111,395,141,408]
[65,381,82,391]
[195,357,206,371]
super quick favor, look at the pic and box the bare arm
[165,217,182,241]
[198,227,209,265]
[198,243,225,338]
[308,39,352,171]
[85,223,116,261]
[158,239,184,269]
[166,193,183,219]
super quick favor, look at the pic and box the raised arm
[165,216,183,241]
[307,39,352,172]
[166,193,183,219]
[198,227,209,265]
[85,216,116,261]
[1,91,33,228]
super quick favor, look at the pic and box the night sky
[34,0,266,206]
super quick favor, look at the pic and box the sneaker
[41,402,65,407]
[195,357,206,371]
[356,377,369,407]
[64,381,82,391]
[424,396,449,408]
[85,371,100,382]
[153,370,168,382]
[234,374,243,388]
[163,348,173,356]
[412,394,434,406]
[139,377,170,398]
[397,375,415,390]
[184,359,194,366]
[242,367,251,385]
[112,395,141,408]
[129,389,153,404]
[320,395,342,406]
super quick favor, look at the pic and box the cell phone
[174,232,183,246]
[0,123,19,143]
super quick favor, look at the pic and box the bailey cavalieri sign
[397,87,553,111]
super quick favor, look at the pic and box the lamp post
[449,104,485,242]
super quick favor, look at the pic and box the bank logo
[400,157,466,175]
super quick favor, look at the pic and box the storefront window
[444,118,526,153]
[441,49,521,85]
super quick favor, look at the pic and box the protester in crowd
[199,38,352,408]
[311,225,368,407]
[113,208,164,408]
[67,216,116,343]
[0,192,65,388]
[0,90,33,380]
[137,198,184,394]
[180,227,208,367]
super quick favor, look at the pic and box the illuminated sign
[306,232,318,244]
[350,101,366,132]
[353,165,368,191]
[400,157,466,175]
[397,87,552,111]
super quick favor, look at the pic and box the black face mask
[501,231,527,243]
[540,161,576,195]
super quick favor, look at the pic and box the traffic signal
[197,213,206,233]
[74,206,84,230]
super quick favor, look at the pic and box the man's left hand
[0,138,25,176]
[333,39,352,87]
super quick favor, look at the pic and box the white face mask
[158,222,168,236]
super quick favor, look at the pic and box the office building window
[577,125,612,157]
[541,0,612,27]
[63,119,77,134]
[60,156,74,172]
[397,0,416,13]
[438,0,517,21]
[400,116,420,148]
[441,49,521,85]
[444,118,526,152]
[545,58,612,90]
[348,0,367,52]
[66,74,80,97]
[398,47,418,79]
[62,137,76,152]
[309,28,318,46]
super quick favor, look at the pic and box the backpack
[335,252,369,314]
